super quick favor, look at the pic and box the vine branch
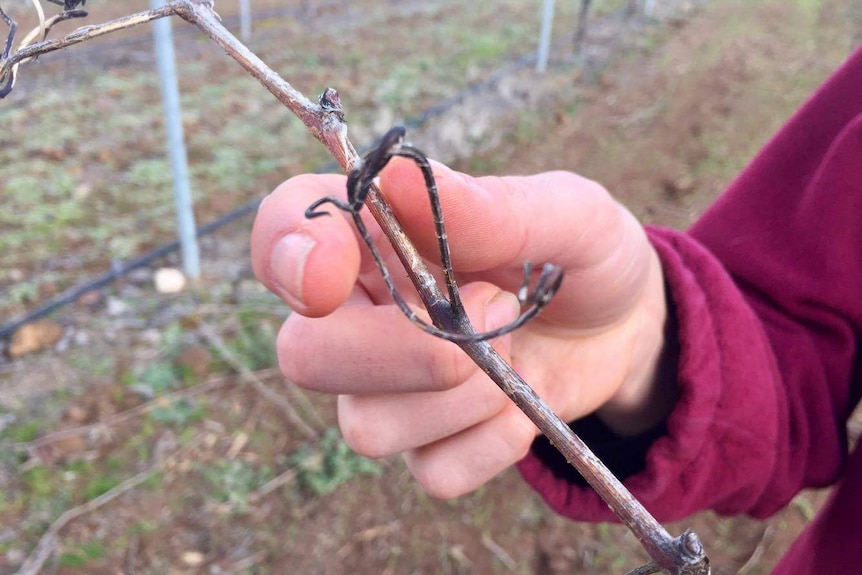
[0,1,709,573]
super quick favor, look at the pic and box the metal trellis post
[239,0,252,42]
[150,0,200,280]
[645,0,657,16]
[536,0,555,72]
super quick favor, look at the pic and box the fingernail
[484,291,521,331]
[270,233,316,306]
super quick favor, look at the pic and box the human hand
[251,159,671,498]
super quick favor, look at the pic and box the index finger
[380,158,654,326]
[381,158,624,273]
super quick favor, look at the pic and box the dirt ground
[1,0,860,574]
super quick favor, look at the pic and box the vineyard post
[536,0,555,72]
[150,0,200,279]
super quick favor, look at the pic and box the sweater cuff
[527,413,669,489]
[516,226,759,522]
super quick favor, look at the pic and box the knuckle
[276,317,315,388]
[424,342,474,391]
[503,408,538,461]
[339,410,391,459]
[406,454,468,500]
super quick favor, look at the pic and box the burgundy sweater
[518,47,862,574]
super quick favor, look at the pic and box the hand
[250,158,672,498]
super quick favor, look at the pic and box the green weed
[127,519,160,536]
[58,540,107,568]
[226,312,279,371]
[290,428,382,496]
[21,466,54,500]
[200,459,273,512]
[82,475,122,500]
[0,419,42,443]
[125,158,172,189]
[138,363,180,394]
[149,397,205,426]
[67,352,116,378]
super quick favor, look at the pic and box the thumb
[251,173,361,317]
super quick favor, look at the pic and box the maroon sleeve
[517,47,862,522]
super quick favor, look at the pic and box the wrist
[596,247,679,436]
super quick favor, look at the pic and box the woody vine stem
[1,1,709,573]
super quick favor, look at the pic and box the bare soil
[1,0,859,574]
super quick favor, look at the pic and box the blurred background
[0,0,859,573]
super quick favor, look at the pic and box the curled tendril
[305,125,564,343]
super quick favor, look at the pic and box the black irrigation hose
[0,49,557,342]
[0,54,522,341]
[0,197,262,340]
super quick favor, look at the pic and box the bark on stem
[1,5,174,72]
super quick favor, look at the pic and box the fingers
[250,173,360,317]
[380,157,627,274]
[404,402,538,499]
[380,158,653,327]
[337,368,510,459]
[278,281,521,395]
[253,159,646,328]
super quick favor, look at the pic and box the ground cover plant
[0,0,859,573]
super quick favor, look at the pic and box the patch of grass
[4,281,40,306]
[794,0,822,15]
[200,459,273,512]
[149,397,206,426]
[461,31,509,61]
[125,324,199,394]
[138,363,181,395]
[0,419,42,443]
[125,423,156,463]
[290,428,383,496]
[138,469,164,492]
[67,352,116,378]
[58,540,107,568]
[127,519,160,536]
[21,465,54,500]
[225,312,280,371]
[124,158,172,190]
[82,475,122,500]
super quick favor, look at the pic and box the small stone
[5,548,25,565]
[154,268,186,294]
[72,183,92,201]
[107,297,130,316]
[181,551,205,566]
[54,330,71,354]
[0,414,16,435]
[8,320,64,358]
[73,330,90,347]
[138,329,161,345]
